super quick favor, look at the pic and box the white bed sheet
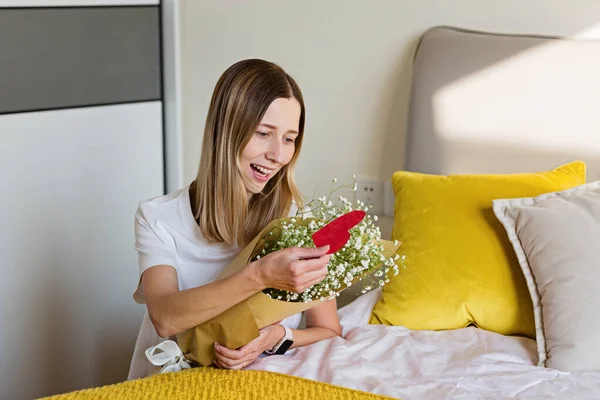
[248,290,600,399]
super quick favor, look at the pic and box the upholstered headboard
[404,26,600,180]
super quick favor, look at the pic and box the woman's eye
[256,131,269,137]
[285,137,296,144]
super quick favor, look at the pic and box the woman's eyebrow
[259,123,299,134]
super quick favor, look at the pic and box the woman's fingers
[290,245,330,260]
[214,342,244,359]
[285,256,330,292]
[295,254,331,273]
[214,351,242,369]
[296,267,328,290]
[258,246,331,292]
[303,276,330,291]
[214,342,256,370]
[215,352,254,370]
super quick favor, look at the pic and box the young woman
[128,59,342,380]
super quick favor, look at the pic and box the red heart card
[311,210,366,254]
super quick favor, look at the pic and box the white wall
[0,103,164,400]
[178,0,600,240]
[0,4,164,399]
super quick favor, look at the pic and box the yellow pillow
[369,161,586,338]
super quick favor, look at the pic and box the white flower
[332,178,337,183]
[260,174,397,304]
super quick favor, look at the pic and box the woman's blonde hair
[192,59,305,247]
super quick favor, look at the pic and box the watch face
[275,339,293,355]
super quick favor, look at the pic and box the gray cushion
[493,181,600,372]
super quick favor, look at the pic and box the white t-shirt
[127,184,302,380]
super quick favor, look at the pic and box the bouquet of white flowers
[256,178,403,303]
[174,177,404,368]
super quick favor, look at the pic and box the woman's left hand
[213,324,284,370]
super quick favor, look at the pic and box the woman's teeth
[251,164,273,176]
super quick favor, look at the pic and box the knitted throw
[40,368,397,400]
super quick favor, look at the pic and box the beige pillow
[492,181,600,372]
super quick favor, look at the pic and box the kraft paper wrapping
[176,218,401,367]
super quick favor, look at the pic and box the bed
[42,26,600,400]
[43,290,600,400]
[249,290,600,399]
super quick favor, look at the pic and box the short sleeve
[133,205,177,304]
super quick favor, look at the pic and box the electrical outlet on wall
[354,176,383,216]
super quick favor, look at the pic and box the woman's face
[240,97,301,194]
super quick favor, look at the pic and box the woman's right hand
[252,245,331,293]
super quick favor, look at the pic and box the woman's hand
[252,245,331,293]
[213,324,285,370]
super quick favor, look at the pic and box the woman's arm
[213,298,342,369]
[143,245,331,338]
[288,298,342,349]
[143,263,261,338]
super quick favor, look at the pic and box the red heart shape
[311,210,366,254]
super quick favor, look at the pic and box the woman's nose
[265,140,284,164]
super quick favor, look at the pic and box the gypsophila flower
[253,176,405,302]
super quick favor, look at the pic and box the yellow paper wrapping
[177,218,401,367]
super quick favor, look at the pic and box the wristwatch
[266,325,294,355]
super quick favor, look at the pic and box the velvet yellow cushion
[369,161,586,338]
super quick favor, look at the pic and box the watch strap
[266,325,293,355]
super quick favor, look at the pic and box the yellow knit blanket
[40,368,397,400]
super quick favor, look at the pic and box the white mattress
[248,290,600,399]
